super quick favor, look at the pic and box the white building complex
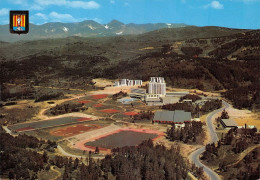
[114,79,142,87]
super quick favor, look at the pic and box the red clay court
[123,112,139,116]
[100,109,120,113]
[77,100,92,104]
[76,117,93,122]
[50,124,101,137]
[93,104,103,107]
[16,127,35,132]
[91,94,108,99]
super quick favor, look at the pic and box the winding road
[189,101,230,180]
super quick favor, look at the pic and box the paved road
[189,101,230,180]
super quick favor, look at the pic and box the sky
[0,0,259,29]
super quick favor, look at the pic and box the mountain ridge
[0,19,189,42]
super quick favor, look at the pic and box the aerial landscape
[0,0,260,180]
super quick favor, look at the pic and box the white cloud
[31,11,101,24]
[69,1,100,9]
[35,13,47,20]
[211,1,224,9]
[49,11,76,22]
[30,4,44,10]
[8,0,26,5]
[34,0,67,6]
[34,0,100,9]
[204,1,224,9]
[0,8,9,16]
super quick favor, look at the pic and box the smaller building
[161,96,179,105]
[220,119,238,128]
[129,88,146,99]
[114,79,143,87]
[166,92,189,97]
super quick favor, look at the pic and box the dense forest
[166,121,204,143]
[0,127,57,179]
[201,127,260,179]
[65,140,205,180]
[48,103,87,116]
[161,99,222,117]
[180,94,202,102]
[112,91,128,100]
[0,128,205,180]
[223,84,260,110]
[133,111,154,121]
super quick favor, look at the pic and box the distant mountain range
[0,19,188,42]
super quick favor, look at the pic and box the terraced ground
[8,116,94,132]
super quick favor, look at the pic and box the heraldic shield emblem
[10,10,29,34]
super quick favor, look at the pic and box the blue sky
[0,0,259,29]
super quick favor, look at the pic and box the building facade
[148,77,166,96]
[114,79,143,87]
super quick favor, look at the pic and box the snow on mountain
[116,31,123,35]
[63,27,69,32]
[88,25,96,30]
[104,25,109,29]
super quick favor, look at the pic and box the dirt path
[50,166,61,180]
[226,144,260,168]
[57,145,83,159]
[36,94,87,120]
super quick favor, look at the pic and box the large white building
[148,77,166,96]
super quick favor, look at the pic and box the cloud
[8,0,26,5]
[0,8,9,16]
[211,1,224,9]
[34,0,100,9]
[205,1,224,9]
[35,13,48,20]
[49,11,77,22]
[31,11,101,24]
[110,0,115,4]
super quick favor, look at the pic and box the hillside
[1,27,259,110]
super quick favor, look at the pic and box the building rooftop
[153,110,191,123]
[221,119,238,127]
[174,110,192,123]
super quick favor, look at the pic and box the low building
[129,88,146,99]
[161,96,179,105]
[153,110,192,125]
[166,92,189,97]
[131,88,146,94]
[220,119,238,128]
